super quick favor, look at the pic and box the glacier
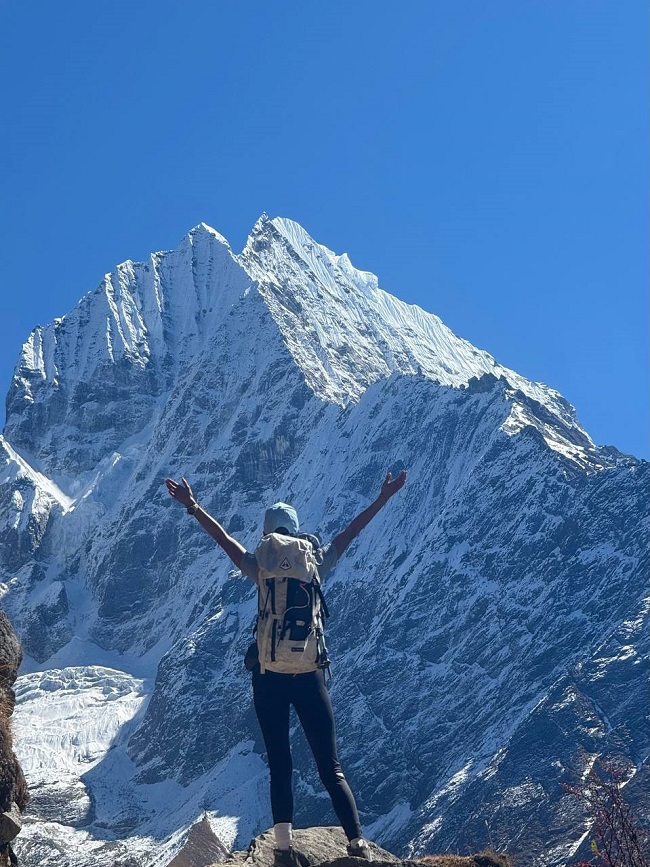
[0,216,647,866]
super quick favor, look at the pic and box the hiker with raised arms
[165,470,408,866]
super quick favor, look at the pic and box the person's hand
[379,470,407,502]
[165,477,196,508]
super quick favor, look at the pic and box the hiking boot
[346,838,372,860]
[273,847,316,867]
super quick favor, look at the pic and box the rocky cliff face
[0,610,29,864]
[0,217,647,867]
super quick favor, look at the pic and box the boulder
[168,813,231,867]
[216,826,399,867]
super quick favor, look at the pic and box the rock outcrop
[168,813,231,867]
[211,827,511,867]
[0,610,29,866]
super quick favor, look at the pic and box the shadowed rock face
[0,610,29,865]
[167,814,230,867]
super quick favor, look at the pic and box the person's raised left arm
[331,470,407,559]
[165,477,246,570]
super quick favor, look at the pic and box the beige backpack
[253,533,330,674]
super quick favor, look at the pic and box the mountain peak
[184,222,231,248]
[238,217,599,464]
[4,217,606,477]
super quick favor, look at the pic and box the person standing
[165,471,407,865]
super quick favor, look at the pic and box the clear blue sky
[1,1,647,458]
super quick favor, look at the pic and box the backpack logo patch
[280,558,292,571]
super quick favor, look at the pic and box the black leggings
[252,668,362,841]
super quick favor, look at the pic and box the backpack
[250,532,330,675]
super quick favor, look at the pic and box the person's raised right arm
[165,477,246,570]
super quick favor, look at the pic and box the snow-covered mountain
[0,217,647,867]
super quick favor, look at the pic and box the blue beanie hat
[263,502,300,536]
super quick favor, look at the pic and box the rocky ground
[202,826,511,867]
